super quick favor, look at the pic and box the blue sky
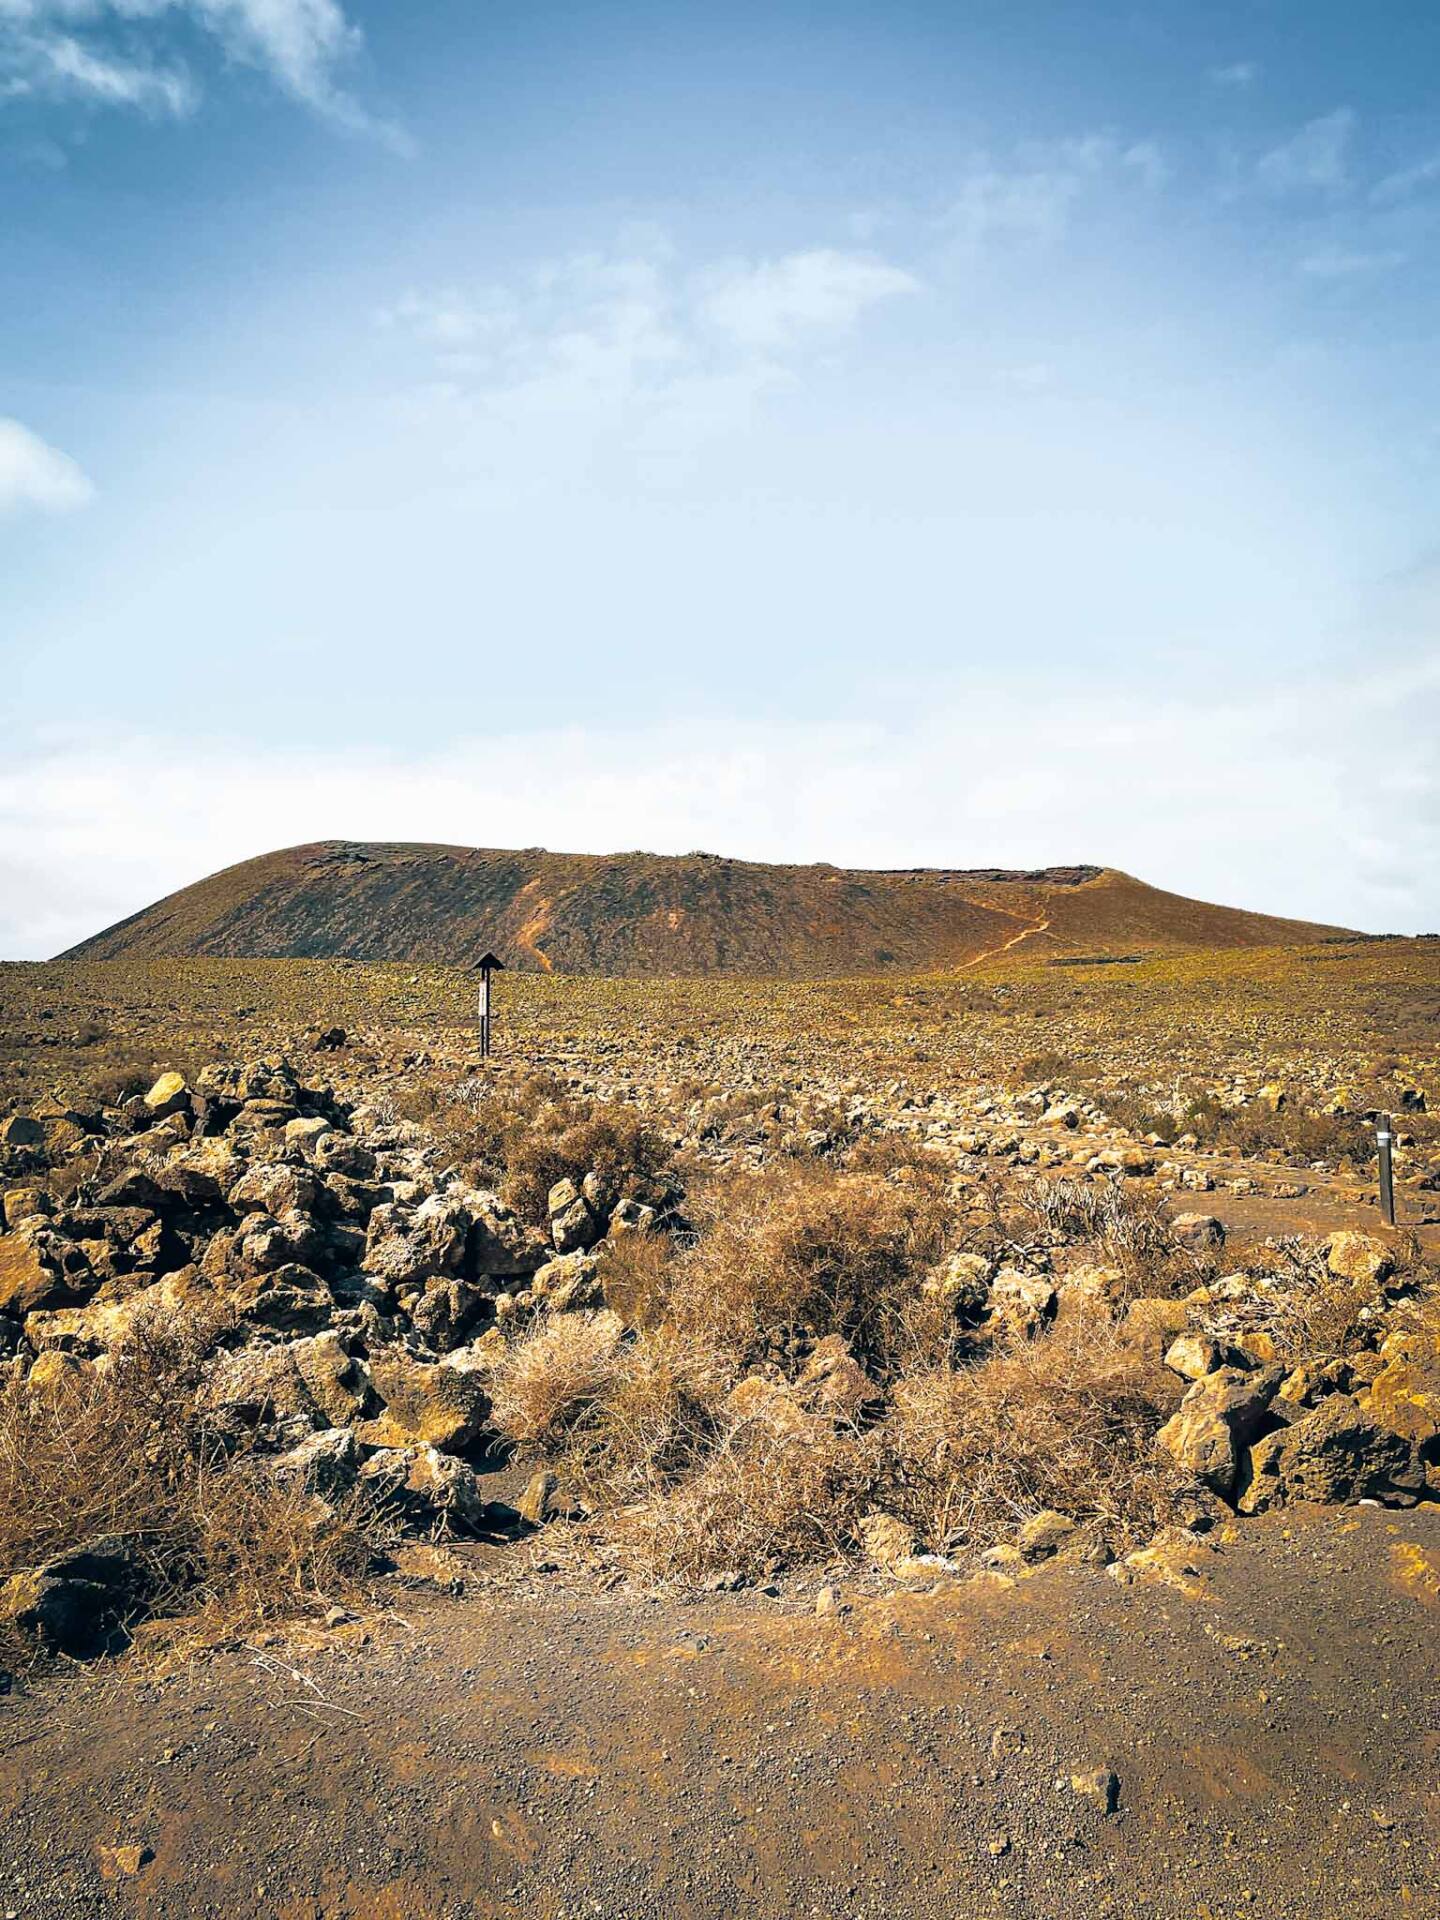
[2,0,1438,953]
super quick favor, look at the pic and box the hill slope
[58,843,1350,976]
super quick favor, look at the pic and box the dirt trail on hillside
[962,913,1052,968]
[2,1506,1437,1919]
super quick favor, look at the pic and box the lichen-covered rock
[724,1373,811,1438]
[989,1268,1056,1339]
[203,1344,320,1425]
[357,1445,487,1530]
[796,1334,871,1418]
[1325,1231,1394,1285]
[1121,1296,1191,1365]
[313,1133,377,1180]
[1238,1394,1422,1513]
[1016,1510,1077,1563]
[233,1058,302,1106]
[1357,1328,1440,1489]
[459,1189,548,1279]
[288,1330,374,1425]
[143,1071,190,1118]
[1171,1213,1225,1252]
[548,1178,602,1255]
[1,1539,144,1655]
[227,1163,323,1220]
[360,1348,490,1451]
[1156,1365,1282,1499]
[526,1252,603,1314]
[0,1222,92,1316]
[362,1197,469,1289]
[409,1278,489,1351]
[1165,1332,1222,1380]
[923,1251,991,1319]
[25,1267,217,1356]
[268,1426,361,1500]
[2,1186,51,1230]
[232,1211,325,1277]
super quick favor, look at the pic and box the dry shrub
[487,1310,628,1451]
[1102,1083,1374,1170]
[75,1054,198,1112]
[0,1310,217,1584]
[0,1306,372,1658]
[1016,1176,1206,1299]
[876,1308,1180,1555]
[605,1415,870,1584]
[499,1102,671,1225]
[599,1228,674,1329]
[666,1162,957,1373]
[1193,1238,1426,1369]
[563,1327,727,1507]
[401,1073,673,1227]
[187,1466,372,1638]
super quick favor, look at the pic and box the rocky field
[0,939,1437,1916]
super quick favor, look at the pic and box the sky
[3,0,1439,956]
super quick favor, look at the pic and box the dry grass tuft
[665,1162,957,1374]
[0,1306,372,1661]
[487,1310,628,1450]
[398,1074,674,1227]
[604,1414,870,1585]
[879,1307,1181,1554]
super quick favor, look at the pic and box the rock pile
[1155,1230,1439,1513]
[0,1057,675,1579]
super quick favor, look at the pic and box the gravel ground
[1,1504,1437,1919]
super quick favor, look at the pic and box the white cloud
[942,134,1168,249]
[1209,62,1259,89]
[0,0,403,140]
[0,417,93,513]
[1257,108,1355,192]
[3,655,1436,957]
[22,29,196,111]
[381,243,918,449]
[695,249,918,351]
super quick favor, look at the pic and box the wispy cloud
[1256,108,1355,192]
[1371,153,1440,204]
[0,0,406,144]
[380,242,920,446]
[1209,61,1259,90]
[0,417,93,514]
[14,28,197,113]
[941,133,1168,249]
[696,250,918,351]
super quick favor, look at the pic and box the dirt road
[2,1506,1437,1919]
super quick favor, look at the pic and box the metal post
[1376,1112,1396,1227]
[475,952,504,1061]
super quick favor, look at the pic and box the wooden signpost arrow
[474,951,505,1060]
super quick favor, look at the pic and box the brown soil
[2,1505,1437,1919]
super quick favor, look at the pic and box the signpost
[474,951,505,1060]
[1376,1111,1396,1227]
